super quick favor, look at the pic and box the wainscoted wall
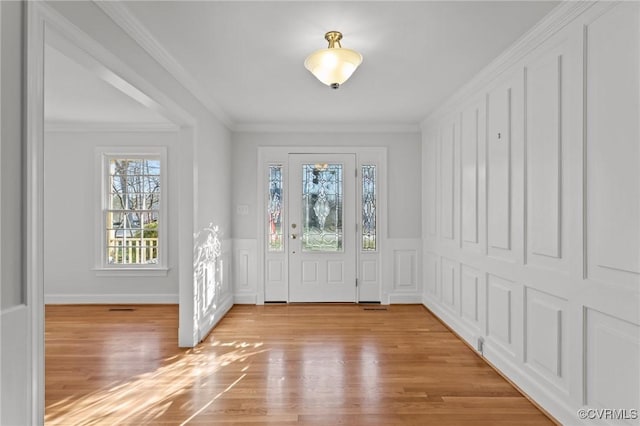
[233,239,258,304]
[231,135,423,304]
[384,239,422,304]
[421,2,639,424]
[233,237,422,304]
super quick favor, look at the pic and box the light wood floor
[45,304,555,425]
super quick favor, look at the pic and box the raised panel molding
[424,251,438,297]
[460,104,480,245]
[236,250,250,289]
[327,261,344,284]
[393,250,417,291]
[460,265,481,326]
[385,239,422,303]
[487,274,515,356]
[420,3,640,425]
[426,132,438,237]
[585,1,640,289]
[362,260,377,282]
[302,261,318,283]
[586,309,640,413]
[440,121,456,241]
[525,287,568,392]
[487,85,512,252]
[526,52,563,261]
[233,239,257,303]
[267,260,283,282]
[359,253,381,303]
[440,257,458,311]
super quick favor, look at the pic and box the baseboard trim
[198,293,234,343]
[388,293,423,304]
[44,293,178,304]
[234,293,257,304]
[421,299,567,426]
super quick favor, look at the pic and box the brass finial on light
[304,31,363,89]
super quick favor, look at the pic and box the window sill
[94,267,170,278]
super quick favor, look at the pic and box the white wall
[231,131,423,303]
[232,131,422,240]
[421,2,640,425]
[44,0,234,346]
[44,130,180,303]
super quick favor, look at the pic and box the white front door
[288,154,357,302]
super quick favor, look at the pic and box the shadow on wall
[193,223,222,327]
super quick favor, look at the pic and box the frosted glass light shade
[304,48,363,87]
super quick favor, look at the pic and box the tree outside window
[106,157,161,265]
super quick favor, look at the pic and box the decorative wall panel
[426,133,438,236]
[487,274,514,355]
[441,257,458,310]
[440,122,456,240]
[526,51,563,260]
[393,249,418,291]
[586,309,640,415]
[461,105,480,245]
[525,287,568,391]
[461,265,480,324]
[487,84,512,252]
[586,2,640,289]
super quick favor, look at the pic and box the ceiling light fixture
[304,31,363,89]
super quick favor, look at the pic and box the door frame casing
[256,146,387,304]
[26,3,202,421]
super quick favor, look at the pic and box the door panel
[288,154,356,302]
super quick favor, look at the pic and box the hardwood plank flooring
[45,304,555,425]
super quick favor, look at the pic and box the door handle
[290,233,297,239]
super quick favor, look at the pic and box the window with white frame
[99,148,166,270]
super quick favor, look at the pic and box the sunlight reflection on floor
[45,341,267,425]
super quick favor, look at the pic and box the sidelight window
[362,165,376,251]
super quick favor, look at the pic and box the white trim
[234,294,258,304]
[422,0,596,128]
[44,294,178,304]
[423,296,577,424]
[0,0,3,418]
[93,268,170,277]
[95,1,232,129]
[26,3,46,423]
[26,5,201,422]
[257,146,387,305]
[95,146,168,271]
[235,122,421,134]
[36,1,195,128]
[45,121,179,133]
[389,294,424,304]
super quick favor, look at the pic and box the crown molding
[233,122,421,134]
[95,1,233,129]
[422,0,596,128]
[45,121,179,133]
[35,1,196,128]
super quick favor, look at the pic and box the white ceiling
[120,0,559,127]
[44,43,170,125]
[43,1,559,128]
